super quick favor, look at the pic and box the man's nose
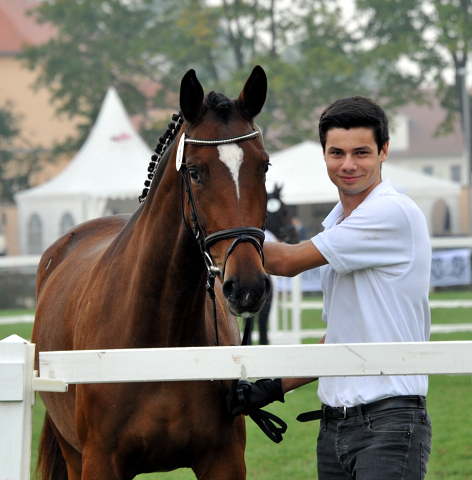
[342,154,356,171]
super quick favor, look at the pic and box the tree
[0,100,47,202]
[24,0,377,150]
[25,0,458,154]
[355,0,472,138]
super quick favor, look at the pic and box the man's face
[323,127,388,203]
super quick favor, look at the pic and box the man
[230,96,432,479]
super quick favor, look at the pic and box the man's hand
[227,378,285,416]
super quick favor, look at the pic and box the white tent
[266,141,462,236]
[15,87,154,254]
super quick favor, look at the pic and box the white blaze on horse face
[217,143,244,200]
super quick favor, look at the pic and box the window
[451,165,461,183]
[27,214,43,254]
[59,213,75,236]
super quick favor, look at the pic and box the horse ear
[180,69,205,124]
[236,65,267,119]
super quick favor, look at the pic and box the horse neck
[122,165,210,347]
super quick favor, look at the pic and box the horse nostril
[222,280,235,301]
[264,276,271,297]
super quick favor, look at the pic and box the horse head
[178,66,270,318]
[266,184,300,244]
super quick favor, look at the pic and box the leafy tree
[0,100,46,202]
[25,0,462,154]
[355,0,472,139]
[24,0,375,150]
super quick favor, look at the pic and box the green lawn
[2,292,472,479]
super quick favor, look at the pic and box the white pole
[0,335,35,480]
[458,64,472,233]
[291,275,302,344]
[268,275,279,341]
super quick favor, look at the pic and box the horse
[246,184,299,345]
[32,66,271,480]
[266,184,299,245]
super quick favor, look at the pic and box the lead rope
[225,318,287,443]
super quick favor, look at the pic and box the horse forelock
[205,91,233,122]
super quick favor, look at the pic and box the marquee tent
[266,141,462,236]
[15,87,154,254]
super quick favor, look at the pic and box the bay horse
[33,66,271,480]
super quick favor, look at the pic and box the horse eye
[264,162,271,174]
[189,169,201,183]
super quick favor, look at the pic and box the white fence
[2,334,472,479]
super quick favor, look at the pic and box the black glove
[227,378,285,416]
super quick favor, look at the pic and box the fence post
[291,274,302,344]
[269,275,279,341]
[0,335,35,480]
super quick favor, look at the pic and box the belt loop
[321,405,328,431]
[419,396,427,423]
[356,404,365,428]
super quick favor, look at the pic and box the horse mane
[138,113,184,203]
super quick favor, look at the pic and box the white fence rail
[2,333,472,479]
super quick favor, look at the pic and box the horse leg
[36,413,82,480]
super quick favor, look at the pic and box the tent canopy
[16,86,153,201]
[266,141,461,205]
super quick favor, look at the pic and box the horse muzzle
[222,271,271,318]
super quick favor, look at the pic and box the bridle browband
[184,130,259,146]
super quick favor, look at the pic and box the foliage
[0,100,46,202]
[23,0,434,154]
[21,0,472,158]
[356,0,472,137]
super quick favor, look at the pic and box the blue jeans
[317,401,432,480]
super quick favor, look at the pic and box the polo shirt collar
[322,178,394,229]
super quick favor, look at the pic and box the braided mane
[138,113,184,203]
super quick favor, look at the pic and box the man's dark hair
[318,96,389,154]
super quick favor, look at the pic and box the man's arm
[264,240,328,277]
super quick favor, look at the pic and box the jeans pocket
[366,411,413,435]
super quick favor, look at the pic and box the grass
[1,291,472,479]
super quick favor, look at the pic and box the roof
[266,141,461,205]
[16,86,154,201]
[0,0,56,54]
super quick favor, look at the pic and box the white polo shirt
[312,178,431,407]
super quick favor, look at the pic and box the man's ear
[380,141,389,162]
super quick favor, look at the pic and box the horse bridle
[178,129,266,283]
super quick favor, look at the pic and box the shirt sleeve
[312,196,413,276]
